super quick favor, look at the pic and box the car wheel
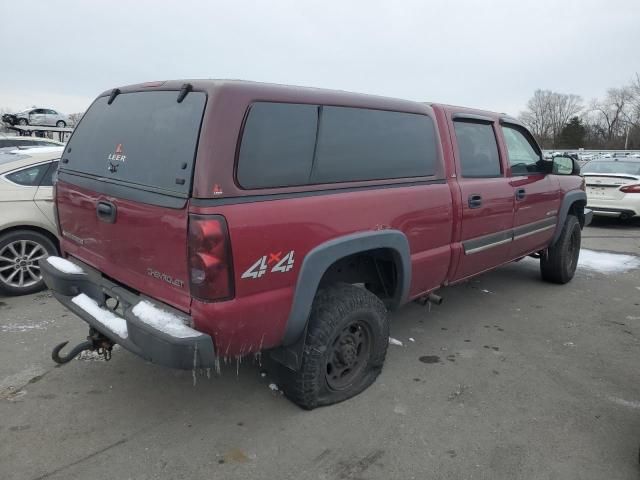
[540,215,581,284]
[0,230,58,296]
[56,120,66,128]
[18,118,28,126]
[278,283,389,410]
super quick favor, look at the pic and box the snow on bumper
[41,258,216,370]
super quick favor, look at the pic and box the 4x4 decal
[241,250,295,279]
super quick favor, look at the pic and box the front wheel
[56,120,66,128]
[540,215,581,284]
[18,118,28,126]
[279,283,389,410]
[0,230,58,296]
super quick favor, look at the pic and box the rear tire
[18,118,28,126]
[56,120,66,128]
[540,215,581,284]
[279,283,389,410]
[0,230,58,296]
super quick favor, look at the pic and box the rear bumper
[41,257,216,370]
[588,206,638,218]
[587,197,639,217]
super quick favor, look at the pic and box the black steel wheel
[325,318,372,391]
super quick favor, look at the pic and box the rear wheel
[279,283,389,410]
[0,230,58,296]
[56,120,66,128]
[540,215,581,284]
[18,118,28,126]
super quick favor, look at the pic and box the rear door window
[5,163,50,186]
[63,91,206,196]
[453,121,502,177]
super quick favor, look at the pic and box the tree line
[519,73,640,150]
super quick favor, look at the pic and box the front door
[500,124,562,259]
[450,117,515,281]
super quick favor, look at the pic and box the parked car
[582,158,640,219]
[2,108,70,127]
[41,80,590,409]
[0,148,62,295]
[0,135,64,151]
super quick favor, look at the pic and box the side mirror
[552,155,579,175]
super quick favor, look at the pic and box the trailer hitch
[52,329,115,365]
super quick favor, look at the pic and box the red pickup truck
[41,80,591,409]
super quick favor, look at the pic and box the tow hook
[52,329,115,364]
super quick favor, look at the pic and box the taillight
[188,214,234,301]
[620,184,640,193]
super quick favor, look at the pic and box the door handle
[96,201,117,223]
[515,188,526,201]
[468,194,482,209]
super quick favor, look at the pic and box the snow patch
[608,396,640,409]
[268,383,279,392]
[47,256,84,275]
[9,146,64,155]
[388,337,403,346]
[71,293,128,338]
[1,320,52,333]
[409,337,415,342]
[132,300,200,338]
[578,250,640,274]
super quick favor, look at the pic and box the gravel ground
[1,216,639,480]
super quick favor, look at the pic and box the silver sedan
[12,108,70,128]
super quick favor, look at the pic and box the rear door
[56,90,207,311]
[500,124,561,258]
[30,109,46,126]
[449,115,515,281]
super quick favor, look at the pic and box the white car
[583,159,640,220]
[3,107,70,128]
[0,147,62,295]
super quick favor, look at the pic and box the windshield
[583,161,640,175]
[62,90,206,196]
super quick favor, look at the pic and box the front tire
[56,120,66,128]
[0,230,58,296]
[18,118,28,126]
[279,283,389,410]
[540,215,581,284]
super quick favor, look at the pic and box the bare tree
[519,90,582,147]
[589,87,633,145]
[68,112,84,126]
[519,90,553,145]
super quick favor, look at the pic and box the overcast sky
[1,0,638,116]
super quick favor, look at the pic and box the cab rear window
[62,91,206,196]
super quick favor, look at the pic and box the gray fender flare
[281,230,411,346]
[551,190,587,245]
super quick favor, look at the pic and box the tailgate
[55,89,207,312]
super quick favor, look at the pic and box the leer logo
[107,144,126,172]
